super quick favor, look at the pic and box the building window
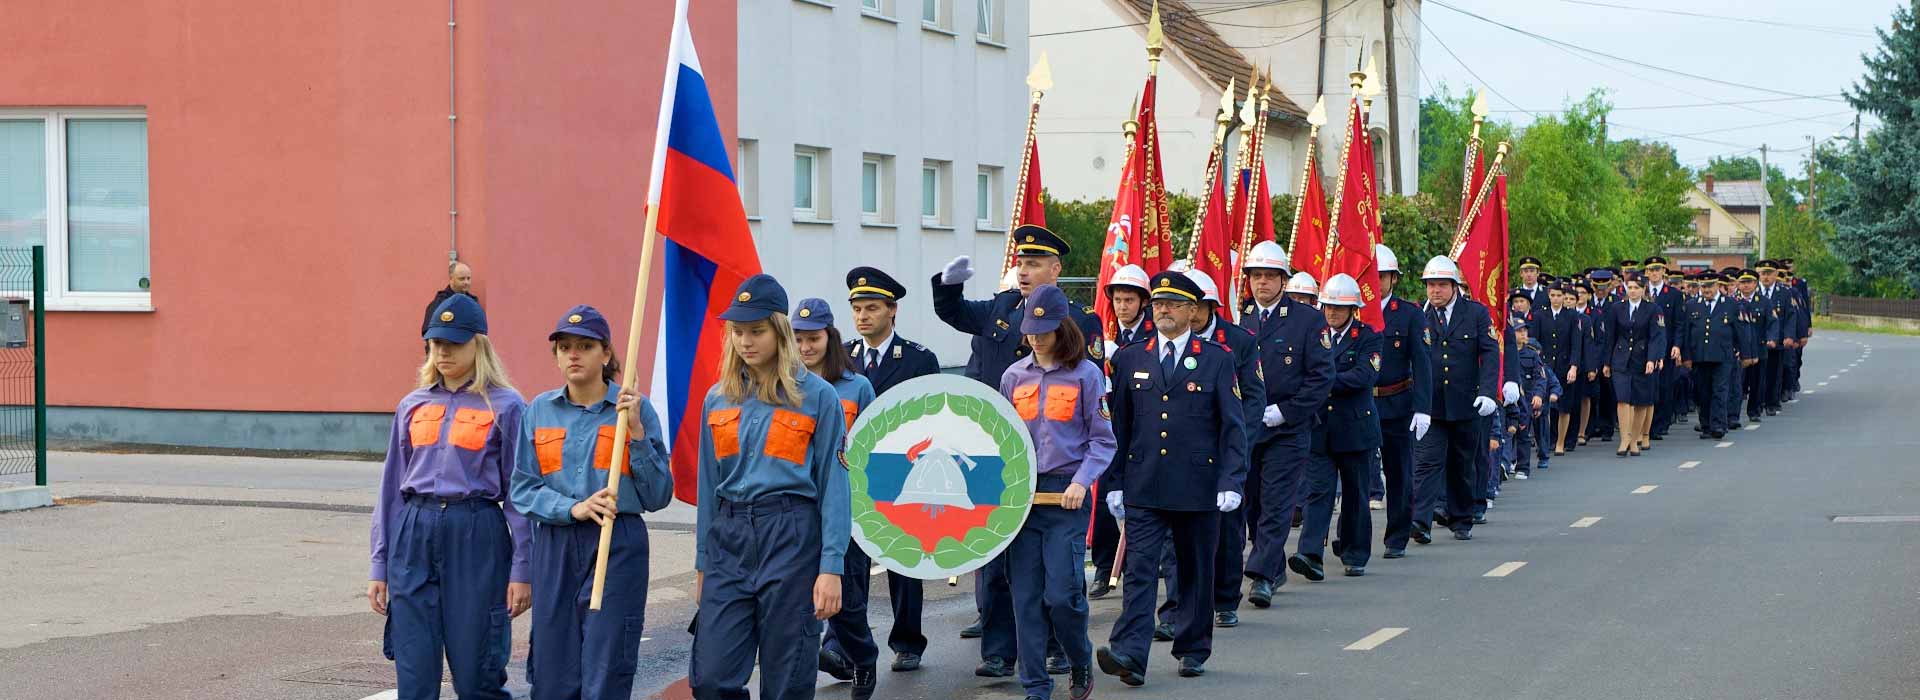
[0,109,149,309]
[975,0,1001,41]
[976,167,1002,228]
[922,0,951,30]
[737,139,759,217]
[861,154,894,225]
[921,160,951,227]
[862,0,888,12]
[794,146,832,220]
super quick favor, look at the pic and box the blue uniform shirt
[1000,357,1117,488]
[1104,333,1250,511]
[932,276,1103,388]
[509,381,674,526]
[825,370,877,431]
[1372,296,1433,420]
[1238,296,1334,438]
[1423,296,1501,422]
[1319,320,1383,454]
[1681,296,1740,365]
[695,369,852,575]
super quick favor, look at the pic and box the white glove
[1411,412,1432,441]
[940,255,974,285]
[1216,491,1242,512]
[1502,381,1521,405]
[1473,396,1498,416]
[1106,490,1125,519]
[1261,404,1283,427]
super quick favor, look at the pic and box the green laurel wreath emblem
[845,392,1033,571]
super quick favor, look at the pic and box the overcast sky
[1413,0,1891,172]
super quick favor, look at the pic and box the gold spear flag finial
[1238,67,1260,128]
[1123,92,1140,138]
[1146,0,1165,56]
[1028,51,1054,95]
[1218,77,1237,124]
[1362,55,1383,98]
[1470,87,1490,120]
[1307,95,1327,126]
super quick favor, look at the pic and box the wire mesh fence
[0,247,45,484]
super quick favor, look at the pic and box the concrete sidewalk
[40,449,699,528]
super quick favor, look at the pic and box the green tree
[1818,1,1920,294]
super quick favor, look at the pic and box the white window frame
[793,146,822,220]
[975,0,999,41]
[0,108,152,311]
[860,154,895,225]
[921,160,951,228]
[975,166,1002,229]
[737,139,760,218]
[922,0,947,29]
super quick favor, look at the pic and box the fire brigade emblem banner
[845,375,1037,580]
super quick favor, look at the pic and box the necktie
[1162,343,1176,376]
[865,348,879,371]
[1119,328,1132,346]
[1261,308,1272,325]
[1430,306,1446,330]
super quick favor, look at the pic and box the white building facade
[737,0,1032,364]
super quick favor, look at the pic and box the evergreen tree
[1820,1,1920,294]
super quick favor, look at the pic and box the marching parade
[362,3,1835,700]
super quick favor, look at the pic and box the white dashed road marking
[1571,517,1603,528]
[1632,485,1659,494]
[358,692,398,700]
[1832,515,1920,524]
[1345,627,1409,651]
[1678,461,1699,469]
[1716,442,1734,448]
[1484,562,1528,577]
[1744,424,1759,431]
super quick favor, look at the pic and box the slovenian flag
[645,0,761,505]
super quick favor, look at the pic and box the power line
[1429,0,1848,102]
[1660,111,1856,139]
[1491,94,1848,114]
[1030,0,1298,38]
[1608,121,1760,149]
[1227,0,1365,49]
[1415,7,1537,118]
[1559,0,1875,39]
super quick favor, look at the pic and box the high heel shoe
[1616,448,1629,458]
[1629,448,1642,457]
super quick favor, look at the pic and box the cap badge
[799,308,812,318]
[1034,307,1046,317]
[738,292,751,302]
[568,314,583,324]
[439,311,454,322]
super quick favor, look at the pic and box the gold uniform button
[1160,412,1169,420]
[1162,395,1170,402]
[1159,448,1168,455]
[1159,431,1168,438]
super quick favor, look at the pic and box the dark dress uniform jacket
[1372,297,1433,421]
[1322,323,1383,454]
[1757,285,1796,346]
[1105,335,1250,511]
[1423,297,1500,422]
[1681,298,1739,365]
[1201,318,1267,432]
[931,276,1102,387]
[1237,297,1334,443]
[1540,308,1585,379]
[1650,283,1688,357]
[1602,300,1668,405]
[844,336,940,397]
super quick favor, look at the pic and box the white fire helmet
[1375,244,1401,274]
[1183,269,1222,305]
[1421,255,1463,284]
[1243,240,1290,272]
[1321,274,1363,307]
[1106,264,1150,297]
[1285,271,1320,296]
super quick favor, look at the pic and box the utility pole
[1758,143,1769,259]
[1316,0,1329,99]
[1382,0,1403,194]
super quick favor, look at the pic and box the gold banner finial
[1471,87,1489,121]
[1307,95,1327,126]
[1146,0,1164,58]
[1218,77,1237,125]
[1027,51,1053,95]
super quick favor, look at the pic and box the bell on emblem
[893,437,978,513]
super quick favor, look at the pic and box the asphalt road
[1,331,1914,699]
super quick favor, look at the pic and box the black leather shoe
[891,652,922,672]
[1331,539,1346,558]
[1288,553,1326,582]
[1096,647,1145,687]
[1383,548,1406,559]
[1088,577,1114,599]
[1178,657,1206,677]
[1247,578,1276,608]
[975,656,1015,678]
[1153,622,1175,642]
[819,647,854,681]
[960,618,983,639]
[1699,431,1714,439]
[852,667,877,700]
[1047,654,1071,675]
[1453,530,1473,541]
[1412,522,1433,545]
[1343,565,1366,577]
[1766,408,1779,416]
[1433,511,1455,528]
[1070,666,1094,700]
[1472,514,1488,525]
[1215,610,1239,627]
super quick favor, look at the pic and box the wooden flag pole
[1184,78,1236,263]
[1286,97,1326,256]
[589,204,663,611]
[1321,68,1368,282]
[1001,54,1052,277]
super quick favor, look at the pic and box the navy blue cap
[791,297,834,331]
[549,304,610,342]
[1517,256,1543,270]
[425,293,487,343]
[719,274,788,322]
[846,267,907,302]
[1012,225,1072,259]
[1020,284,1070,334]
[1643,255,1670,270]
[1148,271,1203,303]
[1508,289,1532,304]
[1589,269,1616,281]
